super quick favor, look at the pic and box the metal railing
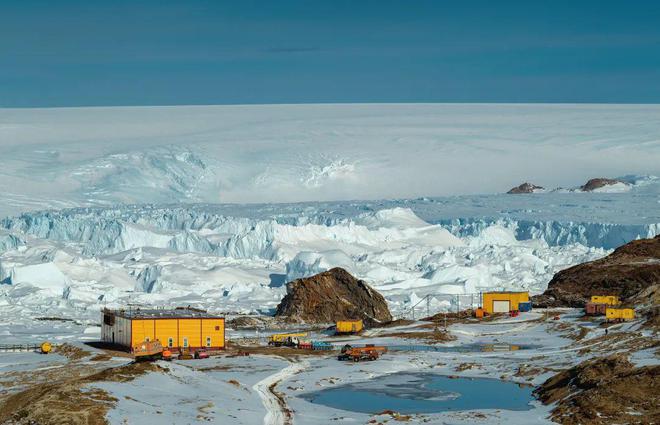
[0,343,42,352]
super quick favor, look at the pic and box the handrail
[0,343,43,352]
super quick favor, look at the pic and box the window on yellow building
[183,338,188,348]
[206,337,211,347]
[168,338,173,347]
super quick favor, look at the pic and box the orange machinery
[133,340,164,361]
[338,344,388,362]
[162,348,173,361]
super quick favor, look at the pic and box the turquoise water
[301,373,534,414]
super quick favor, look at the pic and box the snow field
[2,103,660,218]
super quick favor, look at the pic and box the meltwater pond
[301,372,534,414]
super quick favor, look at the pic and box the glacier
[1,103,659,341]
[2,192,658,336]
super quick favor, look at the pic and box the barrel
[40,341,52,354]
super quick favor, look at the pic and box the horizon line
[3,100,660,111]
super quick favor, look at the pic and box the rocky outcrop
[579,177,624,192]
[507,182,544,194]
[534,235,660,307]
[535,354,660,424]
[275,267,392,325]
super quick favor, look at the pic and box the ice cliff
[0,197,658,325]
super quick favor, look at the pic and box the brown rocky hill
[535,354,660,425]
[507,182,544,194]
[579,177,625,191]
[275,268,392,325]
[534,235,660,307]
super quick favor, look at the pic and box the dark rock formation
[275,267,392,325]
[535,354,660,424]
[533,235,660,307]
[579,177,624,192]
[507,182,544,194]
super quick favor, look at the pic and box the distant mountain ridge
[507,175,658,194]
[507,182,545,194]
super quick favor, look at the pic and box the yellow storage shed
[336,319,364,334]
[102,307,225,352]
[482,291,529,314]
[605,308,635,322]
[268,332,309,345]
[590,295,621,306]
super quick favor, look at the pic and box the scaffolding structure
[399,288,504,321]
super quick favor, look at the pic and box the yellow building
[336,319,364,334]
[590,295,621,306]
[605,308,635,322]
[101,308,225,352]
[482,291,529,314]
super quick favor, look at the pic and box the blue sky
[1,0,660,107]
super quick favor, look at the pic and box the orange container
[475,308,485,319]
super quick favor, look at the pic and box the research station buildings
[102,308,225,352]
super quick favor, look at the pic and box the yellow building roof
[483,291,528,294]
[105,307,224,320]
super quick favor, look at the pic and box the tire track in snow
[253,357,308,425]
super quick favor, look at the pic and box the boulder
[534,235,660,307]
[275,267,392,325]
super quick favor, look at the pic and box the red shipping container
[585,303,607,316]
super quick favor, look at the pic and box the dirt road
[253,357,308,425]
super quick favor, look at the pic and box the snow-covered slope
[1,103,659,218]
